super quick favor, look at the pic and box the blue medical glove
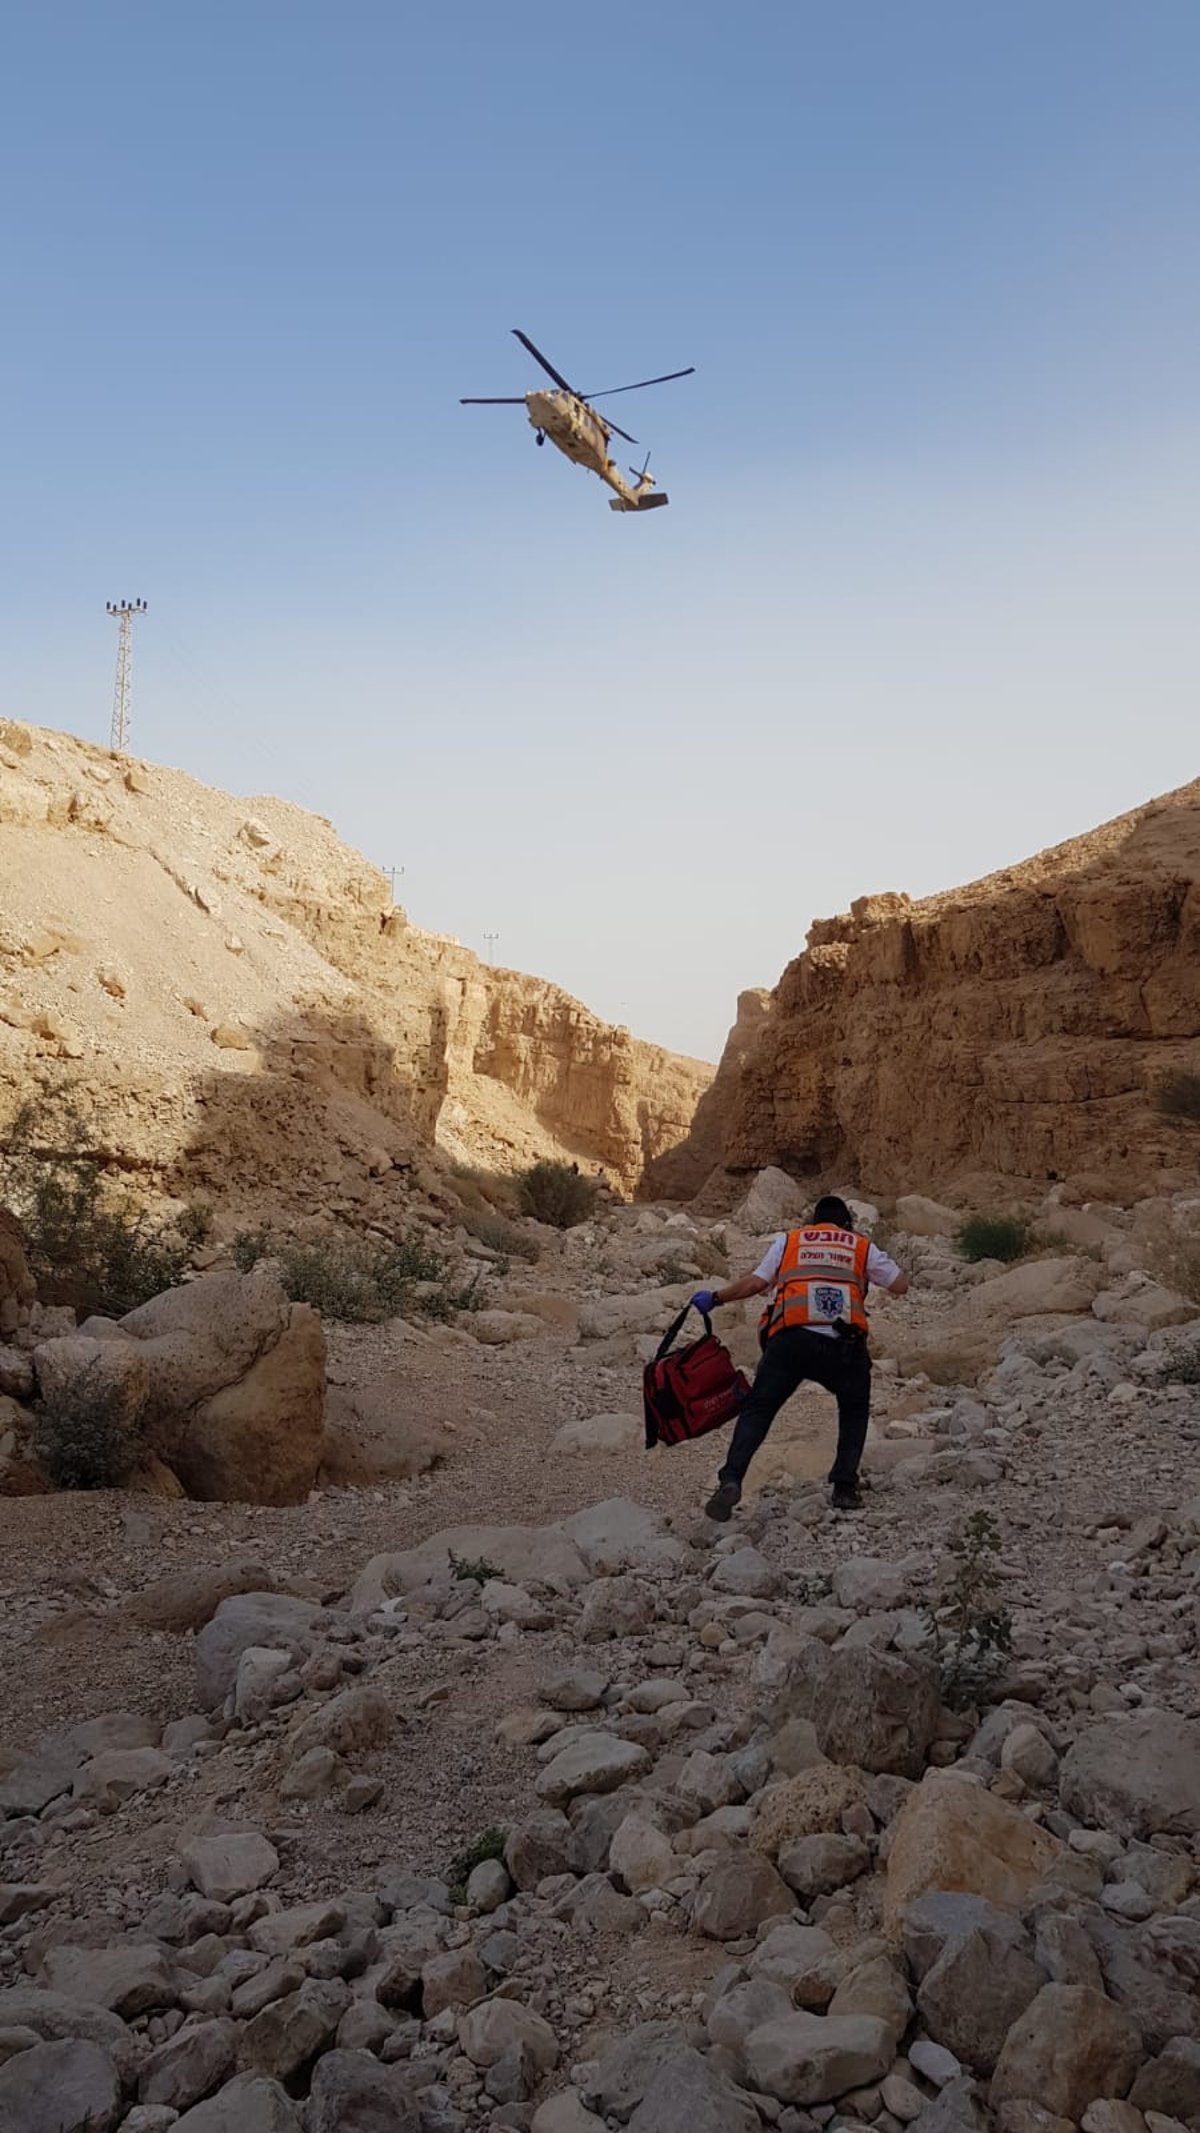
[691,1289,717,1315]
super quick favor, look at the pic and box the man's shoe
[827,1468,871,1491]
[831,1485,865,1512]
[705,1480,742,1523]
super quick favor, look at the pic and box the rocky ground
[1,1172,1199,2133]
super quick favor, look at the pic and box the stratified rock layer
[650,780,1200,1198]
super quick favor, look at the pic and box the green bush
[35,1377,139,1490]
[462,1208,540,1263]
[956,1215,1029,1265]
[232,1228,456,1323]
[517,1160,599,1230]
[445,1826,508,1904]
[449,1551,503,1584]
[1156,1070,1200,1123]
[926,1511,1014,1710]
[0,1097,189,1317]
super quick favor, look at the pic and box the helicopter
[461,329,694,512]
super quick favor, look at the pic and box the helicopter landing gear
[535,430,545,446]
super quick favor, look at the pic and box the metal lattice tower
[105,598,146,752]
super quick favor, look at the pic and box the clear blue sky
[4,2,1197,1061]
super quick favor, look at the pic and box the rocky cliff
[0,720,709,1215]
[650,779,1200,1201]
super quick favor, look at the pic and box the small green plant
[448,1551,503,1585]
[956,1215,1029,1265]
[34,1369,140,1490]
[179,1198,214,1249]
[517,1159,599,1230]
[1,1096,189,1317]
[445,1826,508,1904]
[232,1229,455,1322]
[927,1510,1014,1710]
[1156,1070,1200,1123]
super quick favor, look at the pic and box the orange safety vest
[760,1226,872,1341]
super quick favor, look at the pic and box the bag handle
[654,1301,712,1362]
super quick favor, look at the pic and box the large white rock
[560,1499,686,1575]
[536,1732,651,1805]
[182,1830,279,1902]
[744,2012,895,2105]
[1060,1710,1200,1840]
[735,1169,810,1235]
[895,1196,961,1238]
[965,1256,1103,1322]
[348,1522,588,1613]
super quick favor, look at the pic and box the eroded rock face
[650,777,1200,1196]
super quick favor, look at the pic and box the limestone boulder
[735,1168,810,1234]
[0,2036,122,2133]
[101,1265,328,1505]
[181,1831,279,1902]
[319,1375,448,1486]
[122,1558,276,1633]
[885,1772,1065,1933]
[348,1522,587,1612]
[0,1711,158,1817]
[304,2048,420,2132]
[990,1985,1142,2120]
[194,1592,322,1709]
[751,1763,868,1856]
[896,1196,961,1238]
[627,2045,761,2132]
[744,2011,895,2105]
[1060,1711,1200,1840]
[560,1498,686,1575]
[692,1853,794,1939]
[917,1926,1047,2072]
[172,2073,301,2130]
[43,1941,176,2018]
[784,1642,941,1777]
[964,1257,1104,1323]
[536,1732,650,1806]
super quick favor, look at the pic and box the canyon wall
[0,721,710,1217]
[648,779,1200,1202]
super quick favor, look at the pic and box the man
[691,1195,909,1520]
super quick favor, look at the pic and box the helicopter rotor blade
[512,329,577,394]
[601,416,639,446]
[584,366,695,400]
[460,396,528,404]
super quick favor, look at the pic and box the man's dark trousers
[718,1326,871,1490]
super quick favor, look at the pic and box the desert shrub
[0,1096,188,1317]
[462,1207,540,1263]
[1156,1070,1200,1123]
[1148,1211,1200,1306]
[34,1377,139,1490]
[956,1215,1029,1265]
[517,1160,599,1229]
[449,1550,502,1584]
[445,1826,508,1903]
[926,1510,1013,1710]
[232,1229,455,1323]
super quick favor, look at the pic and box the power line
[105,598,147,752]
